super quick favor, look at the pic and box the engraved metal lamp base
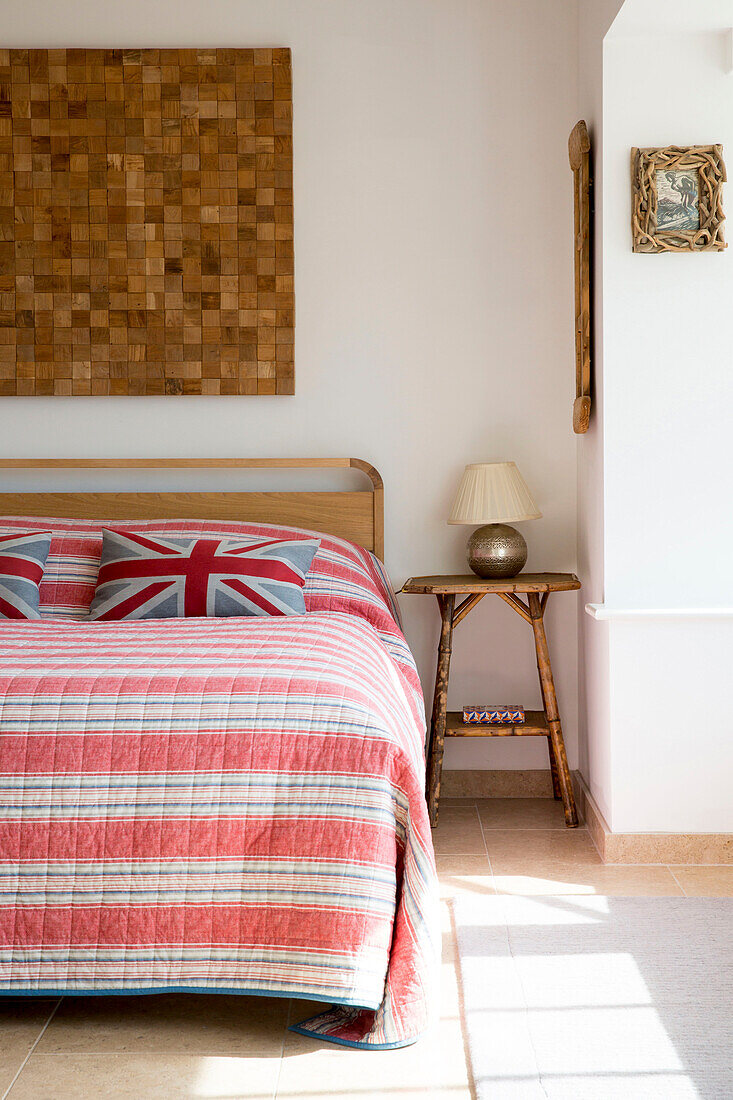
[467,523,527,579]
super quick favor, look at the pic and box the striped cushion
[0,530,51,619]
[88,528,320,620]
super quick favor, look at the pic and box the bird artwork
[656,169,701,231]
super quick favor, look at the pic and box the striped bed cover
[0,519,439,1049]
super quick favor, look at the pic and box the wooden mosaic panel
[0,47,294,395]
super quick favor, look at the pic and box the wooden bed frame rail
[0,458,385,561]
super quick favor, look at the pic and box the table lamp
[448,462,541,578]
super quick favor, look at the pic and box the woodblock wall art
[0,48,294,395]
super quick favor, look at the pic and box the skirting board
[443,769,733,864]
[572,774,733,866]
[442,769,556,799]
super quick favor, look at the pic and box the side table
[402,573,581,828]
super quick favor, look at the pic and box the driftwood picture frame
[631,145,726,253]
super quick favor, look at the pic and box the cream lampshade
[448,462,541,578]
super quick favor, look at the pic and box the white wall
[0,0,582,771]
[579,0,733,831]
[608,617,733,832]
[576,0,625,824]
[603,22,733,609]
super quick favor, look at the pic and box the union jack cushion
[0,530,52,619]
[88,529,321,621]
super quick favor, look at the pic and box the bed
[0,459,438,1050]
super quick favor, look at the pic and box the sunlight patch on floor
[192,1055,279,1099]
[493,873,600,894]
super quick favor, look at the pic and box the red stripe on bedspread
[3,905,394,949]
[0,733,400,775]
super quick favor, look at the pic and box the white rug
[454,895,733,1100]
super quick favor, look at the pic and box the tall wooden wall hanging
[0,48,294,395]
[568,119,591,433]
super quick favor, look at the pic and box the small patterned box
[462,705,525,725]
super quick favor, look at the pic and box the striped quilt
[0,522,438,1049]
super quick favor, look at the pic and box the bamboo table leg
[534,631,562,801]
[546,725,563,801]
[527,592,578,827]
[426,593,455,827]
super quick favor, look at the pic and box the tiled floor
[2,798,732,1099]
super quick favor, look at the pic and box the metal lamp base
[467,524,527,579]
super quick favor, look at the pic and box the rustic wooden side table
[402,573,581,828]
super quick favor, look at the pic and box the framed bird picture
[631,145,726,253]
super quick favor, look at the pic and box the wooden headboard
[0,458,384,561]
